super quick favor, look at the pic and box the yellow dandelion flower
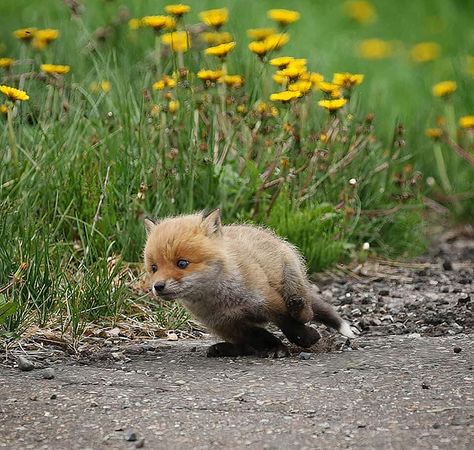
[168,100,179,113]
[165,4,191,17]
[40,64,70,75]
[161,31,190,52]
[289,58,307,68]
[128,18,141,30]
[236,104,247,114]
[270,56,294,69]
[0,58,14,69]
[201,32,233,46]
[197,69,224,82]
[344,1,376,24]
[277,65,306,80]
[459,115,474,129]
[90,80,112,93]
[248,33,289,58]
[288,80,312,94]
[248,41,269,57]
[0,104,9,114]
[141,16,176,32]
[333,72,364,88]
[199,8,229,29]
[35,29,59,43]
[318,98,347,111]
[410,42,441,63]
[31,29,59,50]
[308,72,324,86]
[153,75,177,90]
[270,90,302,102]
[0,85,29,102]
[219,75,244,88]
[265,33,290,50]
[357,39,393,59]
[267,9,300,26]
[204,41,236,58]
[425,128,443,139]
[247,28,276,41]
[432,81,457,97]
[272,73,288,85]
[317,81,341,95]
[254,101,279,117]
[13,28,36,41]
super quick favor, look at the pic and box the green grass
[0,0,472,339]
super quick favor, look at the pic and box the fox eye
[151,264,158,273]
[176,259,189,269]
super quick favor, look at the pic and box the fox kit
[143,209,355,357]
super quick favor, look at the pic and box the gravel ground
[0,230,473,449]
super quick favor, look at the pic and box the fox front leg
[207,326,289,358]
[277,315,321,348]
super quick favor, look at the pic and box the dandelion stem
[155,35,162,76]
[177,51,184,70]
[433,142,452,193]
[6,106,18,164]
[444,102,456,141]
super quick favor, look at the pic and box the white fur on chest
[180,277,267,329]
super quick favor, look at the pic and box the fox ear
[144,218,157,235]
[201,208,222,236]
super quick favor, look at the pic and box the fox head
[143,209,225,300]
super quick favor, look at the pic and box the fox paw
[293,327,321,348]
[256,345,290,359]
[207,342,244,357]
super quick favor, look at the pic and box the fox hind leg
[281,264,314,324]
[281,264,356,338]
[308,285,356,338]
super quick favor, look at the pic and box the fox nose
[154,281,166,293]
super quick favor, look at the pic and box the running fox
[143,209,355,357]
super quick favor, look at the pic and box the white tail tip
[339,321,357,339]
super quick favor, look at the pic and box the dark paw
[207,342,242,357]
[293,326,321,348]
[256,345,290,359]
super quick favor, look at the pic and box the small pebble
[135,438,145,448]
[42,368,55,380]
[421,382,430,389]
[167,332,179,341]
[442,260,453,271]
[17,356,35,372]
[125,431,138,442]
[298,352,312,360]
[453,347,462,354]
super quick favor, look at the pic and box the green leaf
[0,296,18,325]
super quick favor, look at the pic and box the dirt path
[1,230,473,449]
[0,335,473,449]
